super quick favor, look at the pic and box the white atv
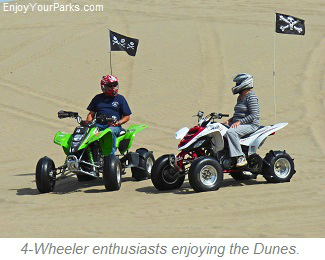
[151,111,296,192]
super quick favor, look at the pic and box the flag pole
[109,30,113,74]
[273,11,277,124]
[110,50,113,75]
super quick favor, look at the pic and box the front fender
[79,127,113,156]
[54,131,72,155]
[208,131,224,153]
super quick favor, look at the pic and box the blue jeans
[95,124,121,154]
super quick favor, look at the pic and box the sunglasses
[102,83,119,89]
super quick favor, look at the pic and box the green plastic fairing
[53,127,113,156]
[79,127,113,156]
[54,131,72,155]
[116,124,148,154]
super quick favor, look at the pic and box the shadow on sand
[136,178,268,195]
[13,174,140,195]
[13,172,269,196]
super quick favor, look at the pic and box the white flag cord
[273,11,277,124]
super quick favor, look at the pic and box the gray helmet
[232,73,253,94]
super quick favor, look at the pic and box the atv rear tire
[131,148,155,181]
[36,156,56,193]
[103,154,122,191]
[188,156,223,192]
[263,150,295,183]
[151,155,185,191]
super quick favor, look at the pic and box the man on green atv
[85,74,132,154]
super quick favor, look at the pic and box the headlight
[193,139,206,149]
[73,134,84,141]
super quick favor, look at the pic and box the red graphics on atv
[178,126,205,149]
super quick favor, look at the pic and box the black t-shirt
[87,93,132,121]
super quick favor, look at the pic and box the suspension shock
[87,148,94,164]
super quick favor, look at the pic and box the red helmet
[101,75,119,96]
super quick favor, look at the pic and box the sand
[0,0,324,237]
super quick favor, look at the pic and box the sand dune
[0,0,324,237]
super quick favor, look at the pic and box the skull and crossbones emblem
[279,15,303,33]
[127,42,135,50]
[120,39,126,47]
[112,36,119,45]
[112,36,126,47]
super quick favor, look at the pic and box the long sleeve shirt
[231,90,260,126]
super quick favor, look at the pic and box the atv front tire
[188,156,223,192]
[36,156,56,193]
[151,155,185,191]
[263,150,295,183]
[103,154,122,191]
[131,148,155,181]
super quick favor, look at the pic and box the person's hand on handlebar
[111,115,130,127]
[110,121,120,127]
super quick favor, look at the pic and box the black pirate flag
[109,30,139,56]
[276,13,305,35]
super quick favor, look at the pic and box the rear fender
[54,131,72,155]
[247,123,288,155]
[118,124,148,154]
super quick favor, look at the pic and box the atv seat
[241,126,266,139]
[117,129,126,137]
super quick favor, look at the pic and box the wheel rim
[146,157,154,173]
[199,165,218,187]
[162,164,178,184]
[117,163,121,184]
[274,158,291,179]
[48,164,56,189]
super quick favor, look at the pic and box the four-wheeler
[151,111,296,192]
[35,111,154,193]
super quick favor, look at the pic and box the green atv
[35,111,154,193]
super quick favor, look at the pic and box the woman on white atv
[223,73,260,167]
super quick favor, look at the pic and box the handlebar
[96,114,117,125]
[194,111,229,126]
[58,110,79,119]
[213,113,229,119]
[58,110,117,127]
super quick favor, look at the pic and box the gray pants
[225,124,258,157]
